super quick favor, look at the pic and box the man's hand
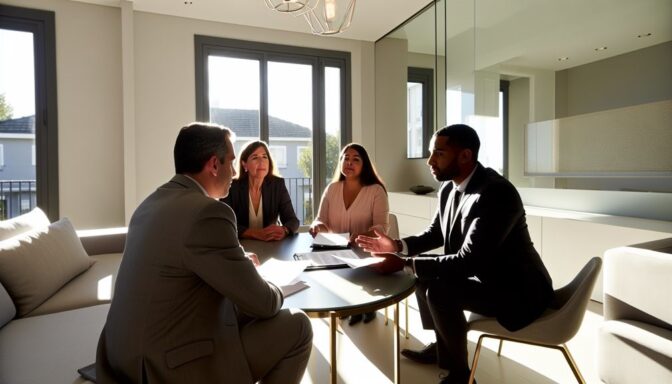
[244,252,260,267]
[355,229,397,253]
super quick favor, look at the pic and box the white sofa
[0,209,125,384]
[598,237,672,383]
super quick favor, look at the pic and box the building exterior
[0,115,36,219]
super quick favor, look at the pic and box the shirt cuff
[399,239,409,255]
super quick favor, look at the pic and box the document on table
[294,249,383,269]
[312,232,350,249]
[257,259,310,297]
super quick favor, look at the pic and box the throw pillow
[0,217,93,316]
[0,282,16,327]
[0,207,50,241]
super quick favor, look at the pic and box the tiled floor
[299,297,604,383]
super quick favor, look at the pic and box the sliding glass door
[196,36,350,225]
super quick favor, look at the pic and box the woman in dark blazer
[223,141,299,241]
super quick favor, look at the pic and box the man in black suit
[356,124,553,384]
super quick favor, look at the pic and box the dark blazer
[405,164,553,331]
[223,176,300,236]
[96,175,283,383]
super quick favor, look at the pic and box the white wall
[132,11,375,213]
[2,0,376,228]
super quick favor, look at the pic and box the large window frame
[407,66,434,159]
[194,36,351,209]
[0,4,59,220]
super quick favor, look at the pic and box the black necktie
[451,190,462,220]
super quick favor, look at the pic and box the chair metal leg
[497,340,503,356]
[558,344,586,384]
[468,333,587,384]
[468,334,487,384]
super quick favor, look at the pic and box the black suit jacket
[405,164,553,331]
[223,176,300,237]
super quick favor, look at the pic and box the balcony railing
[0,178,314,224]
[283,177,313,225]
[0,180,37,220]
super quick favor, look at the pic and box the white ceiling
[73,0,433,42]
[73,0,671,71]
[388,0,672,71]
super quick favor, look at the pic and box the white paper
[312,232,350,248]
[294,249,361,267]
[333,255,385,269]
[281,280,310,297]
[257,258,309,287]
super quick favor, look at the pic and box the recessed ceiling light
[595,46,608,51]
[558,57,569,61]
[637,33,653,38]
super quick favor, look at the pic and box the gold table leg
[330,313,338,384]
[394,303,401,384]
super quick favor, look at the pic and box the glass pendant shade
[264,0,308,13]
[299,0,356,35]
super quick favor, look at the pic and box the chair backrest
[545,257,602,343]
[388,213,399,238]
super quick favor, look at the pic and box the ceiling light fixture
[594,46,608,51]
[637,32,652,38]
[264,0,308,13]
[558,57,569,61]
[297,0,356,36]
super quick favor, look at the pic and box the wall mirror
[378,0,446,159]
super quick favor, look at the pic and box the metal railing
[0,180,37,220]
[0,178,313,224]
[283,177,313,225]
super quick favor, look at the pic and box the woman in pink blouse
[309,143,390,325]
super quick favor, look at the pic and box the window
[0,144,4,169]
[268,145,287,168]
[195,36,351,224]
[407,67,433,158]
[0,5,58,220]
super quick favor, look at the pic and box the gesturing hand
[355,229,397,254]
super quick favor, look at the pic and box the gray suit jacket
[96,175,283,383]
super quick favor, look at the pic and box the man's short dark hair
[174,122,232,174]
[435,124,480,161]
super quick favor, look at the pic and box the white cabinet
[390,192,672,301]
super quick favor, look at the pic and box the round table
[242,233,416,384]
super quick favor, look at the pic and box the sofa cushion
[0,218,93,316]
[0,282,16,328]
[0,303,108,384]
[27,253,122,317]
[598,319,672,383]
[0,207,50,241]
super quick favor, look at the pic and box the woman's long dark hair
[331,143,386,192]
[234,140,279,181]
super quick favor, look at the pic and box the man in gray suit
[96,123,313,383]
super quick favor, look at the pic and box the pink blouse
[314,182,390,236]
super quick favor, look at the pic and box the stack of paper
[257,259,310,297]
[312,232,349,249]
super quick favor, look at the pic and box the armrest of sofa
[76,227,127,256]
[603,239,672,329]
